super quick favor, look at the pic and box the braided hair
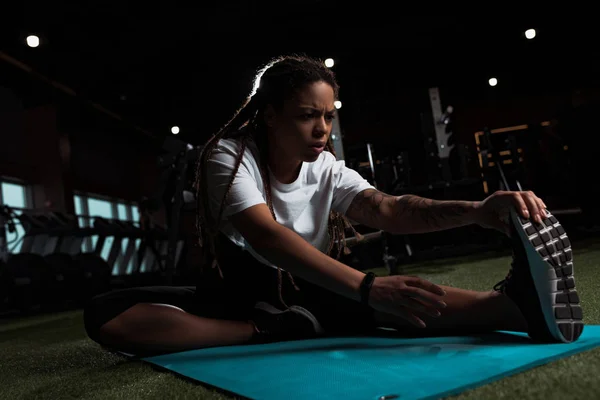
[194,54,362,308]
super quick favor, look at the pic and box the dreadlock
[194,54,363,308]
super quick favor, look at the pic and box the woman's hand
[368,275,447,328]
[472,190,548,236]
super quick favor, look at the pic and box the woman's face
[265,81,336,163]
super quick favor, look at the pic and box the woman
[83,54,581,356]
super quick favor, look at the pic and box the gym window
[73,193,141,274]
[0,178,33,255]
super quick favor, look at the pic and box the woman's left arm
[345,189,547,235]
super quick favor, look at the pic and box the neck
[268,147,302,184]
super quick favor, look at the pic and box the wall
[0,85,165,218]
[451,91,569,146]
[332,84,600,213]
[0,87,73,210]
[62,102,163,205]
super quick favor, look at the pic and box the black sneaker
[249,301,324,344]
[494,208,584,343]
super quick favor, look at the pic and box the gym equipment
[0,207,118,314]
[0,205,20,261]
[339,230,407,275]
[50,211,85,255]
[135,224,183,275]
[8,210,81,257]
[42,252,81,308]
[0,258,6,308]
[137,325,600,400]
[476,122,584,218]
[329,108,346,160]
[92,217,130,275]
[0,201,189,314]
[115,220,143,275]
[39,251,111,308]
[12,212,50,255]
[390,151,412,192]
[92,216,183,280]
[0,253,53,313]
[479,127,524,192]
[374,152,412,194]
[73,252,112,301]
[345,142,378,188]
[333,143,417,274]
[145,136,201,284]
[422,87,454,183]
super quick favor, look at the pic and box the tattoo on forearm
[347,189,396,224]
[347,190,475,233]
[395,195,471,230]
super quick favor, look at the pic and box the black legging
[83,234,376,347]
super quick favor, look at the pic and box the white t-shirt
[206,137,375,268]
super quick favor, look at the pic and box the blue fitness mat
[141,325,600,400]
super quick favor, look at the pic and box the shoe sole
[510,208,584,343]
[254,301,325,334]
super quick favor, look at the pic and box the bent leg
[374,285,528,336]
[83,286,255,356]
[97,303,255,355]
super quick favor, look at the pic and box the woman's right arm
[229,204,447,327]
[229,203,365,302]
[207,144,446,327]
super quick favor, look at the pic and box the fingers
[510,192,529,219]
[373,276,444,328]
[521,191,542,223]
[394,307,427,328]
[405,276,446,297]
[402,285,447,310]
[535,195,547,217]
[521,191,547,224]
[401,297,444,319]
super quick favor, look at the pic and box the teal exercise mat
[141,325,600,400]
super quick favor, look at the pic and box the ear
[263,104,276,128]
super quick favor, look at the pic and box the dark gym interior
[2,6,600,399]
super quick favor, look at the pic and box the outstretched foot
[494,208,583,343]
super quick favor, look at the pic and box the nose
[313,116,328,137]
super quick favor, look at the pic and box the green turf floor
[2,238,600,399]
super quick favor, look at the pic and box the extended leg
[374,285,528,336]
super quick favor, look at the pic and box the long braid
[324,138,364,258]
[253,124,300,308]
[195,97,259,277]
[195,54,362,310]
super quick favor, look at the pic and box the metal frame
[0,178,34,258]
[428,87,453,159]
[330,109,346,160]
[74,192,142,275]
[427,87,453,181]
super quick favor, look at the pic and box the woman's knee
[83,290,130,344]
[98,303,186,338]
[82,286,198,348]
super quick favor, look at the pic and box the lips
[309,142,326,155]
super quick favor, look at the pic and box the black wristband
[360,272,376,307]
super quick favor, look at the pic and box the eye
[325,113,336,121]
[300,113,313,120]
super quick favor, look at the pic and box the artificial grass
[2,239,600,399]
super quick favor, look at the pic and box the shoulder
[313,150,349,175]
[214,137,244,154]
[211,136,259,162]
[313,150,337,169]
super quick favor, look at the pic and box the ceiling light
[26,35,40,48]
